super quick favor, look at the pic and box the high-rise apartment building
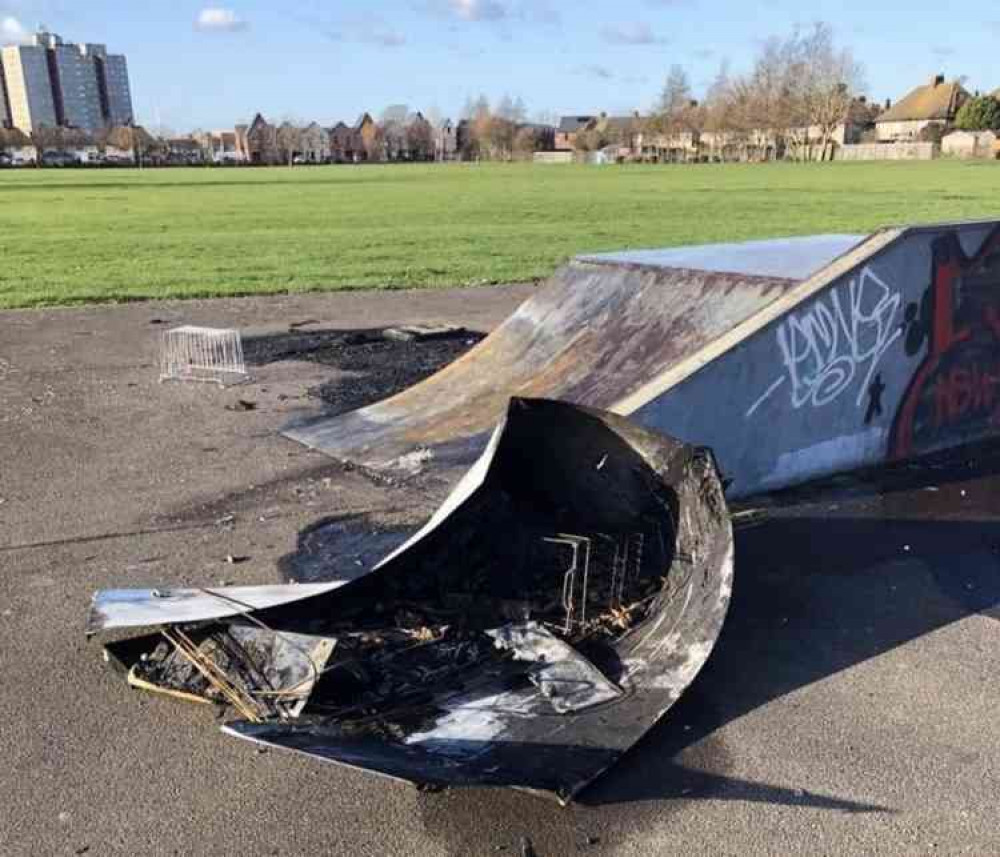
[1,43,58,131]
[99,53,132,126]
[0,60,10,127]
[0,29,133,133]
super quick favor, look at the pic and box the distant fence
[836,142,939,162]
[533,151,575,165]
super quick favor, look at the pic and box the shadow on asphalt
[242,326,485,419]
[260,445,1000,819]
[411,503,999,854]
[579,512,1000,809]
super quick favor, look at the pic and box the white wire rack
[159,326,250,387]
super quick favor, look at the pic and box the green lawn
[2,160,1000,309]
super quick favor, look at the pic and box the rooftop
[878,76,969,123]
[558,115,595,133]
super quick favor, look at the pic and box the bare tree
[702,62,739,161]
[797,23,866,160]
[276,122,302,166]
[380,104,410,125]
[406,115,435,161]
[729,23,864,162]
[512,126,540,160]
[533,108,558,128]
[496,94,527,124]
[658,65,692,122]
[31,124,63,153]
[461,95,490,121]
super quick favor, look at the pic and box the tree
[955,96,1000,132]
[573,122,612,153]
[513,126,540,160]
[795,22,866,160]
[659,65,692,119]
[700,62,733,160]
[276,123,301,166]
[31,124,64,152]
[723,22,864,162]
[461,95,490,121]
[496,94,527,124]
[380,104,410,126]
[406,116,435,161]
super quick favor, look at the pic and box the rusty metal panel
[286,256,801,472]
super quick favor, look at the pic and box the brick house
[196,130,243,164]
[876,76,970,142]
[242,113,280,164]
[555,115,596,151]
[299,122,330,163]
[435,118,457,161]
[354,112,380,160]
[602,113,646,159]
[329,121,356,163]
[164,137,205,165]
[329,113,381,162]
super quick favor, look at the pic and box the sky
[0,0,997,132]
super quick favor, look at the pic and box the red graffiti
[890,227,1000,459]
[931,361,1000,429]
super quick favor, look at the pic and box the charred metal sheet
[86,583,346,635]
[128,627,336,720]
[484,623,623,714]
[93,399,733,804]
[284,255,801,474]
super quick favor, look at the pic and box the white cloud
[601,22,665,45]
[448,0,507,21]
[195,7,249,33]
[1,16,30,44]
[577,63,614,80]
[420,0,559,28]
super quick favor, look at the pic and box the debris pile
[91,398,734,803]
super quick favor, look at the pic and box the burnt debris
[92,398,734,804]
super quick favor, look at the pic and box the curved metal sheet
[97,400,734,804]
[225,399,734,803]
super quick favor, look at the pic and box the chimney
[931,74,945,87]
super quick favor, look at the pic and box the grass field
[2,160,1000,309]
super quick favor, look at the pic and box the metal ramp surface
[288,222,1000,499]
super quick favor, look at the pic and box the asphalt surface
[1,287,998,857]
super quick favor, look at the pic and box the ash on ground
[243,327,485,416]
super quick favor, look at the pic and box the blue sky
[1,0,997,132]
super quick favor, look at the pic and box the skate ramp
[286,235,865,472]
[288,221,1000,499]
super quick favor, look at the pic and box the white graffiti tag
[747,267,903,416]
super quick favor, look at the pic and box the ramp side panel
[630,222,1000,498]
[286,261,798,470]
